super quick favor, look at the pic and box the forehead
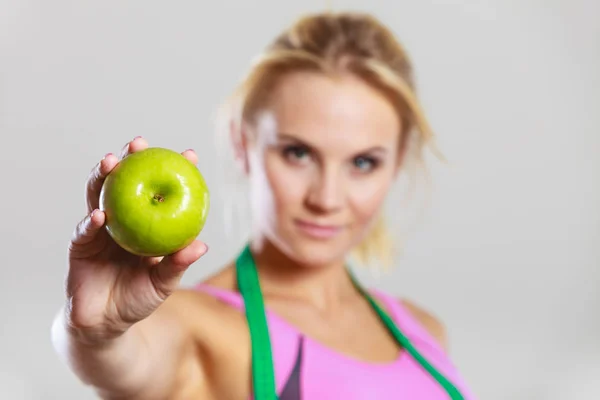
[262,71,401,152]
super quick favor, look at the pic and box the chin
[275,232,353,268]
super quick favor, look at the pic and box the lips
[294,219,343,239]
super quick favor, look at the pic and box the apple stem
[153,194,165,203]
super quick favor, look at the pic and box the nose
[305,167,344,213]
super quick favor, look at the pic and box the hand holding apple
[64,137,209,345]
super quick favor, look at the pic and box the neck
[248,237,359,312]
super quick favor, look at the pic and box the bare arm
[51,292,203,400]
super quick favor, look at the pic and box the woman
[52,11,476,400]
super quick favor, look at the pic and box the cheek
[348,170,395,222]
[264,153,309,212]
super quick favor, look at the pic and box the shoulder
[169,263,238,317]
[164,263,250,357]
[159,266,252,399]
[153,263,239,338]
[398,297,449,352]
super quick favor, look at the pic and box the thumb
[150,240,208,299]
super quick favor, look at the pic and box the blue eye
[353,156,378,172]
[283,145,310,163]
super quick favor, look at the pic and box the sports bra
[194,244,475,399]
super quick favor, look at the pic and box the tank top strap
[193,281,302,398]
[369,289,446,354]
[194,283,246,310]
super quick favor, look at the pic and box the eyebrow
[276,132,389,155]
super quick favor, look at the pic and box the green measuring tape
[236,245,279,399]
[235,244,465,400]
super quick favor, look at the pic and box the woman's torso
[177,267,475,400]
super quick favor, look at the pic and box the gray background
[1,0,599,399]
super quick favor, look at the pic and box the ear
[230,119,250,174]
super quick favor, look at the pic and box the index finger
[86,137,149,213]
[85,153,118,213]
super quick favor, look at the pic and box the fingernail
[91,209,98,217]
[132,136,142,141]
[103,152,112,159]
[185,148,194,152]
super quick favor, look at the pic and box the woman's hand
[65,137,208,344]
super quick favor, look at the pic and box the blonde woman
[52,11,476,400]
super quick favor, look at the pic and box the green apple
[99,147,210,257]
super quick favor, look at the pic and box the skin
[52,71,447,400]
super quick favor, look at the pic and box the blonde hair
[218,11,443,269]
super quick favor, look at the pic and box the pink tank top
[195,283,476,399]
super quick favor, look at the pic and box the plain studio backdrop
[1,0,599,399]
